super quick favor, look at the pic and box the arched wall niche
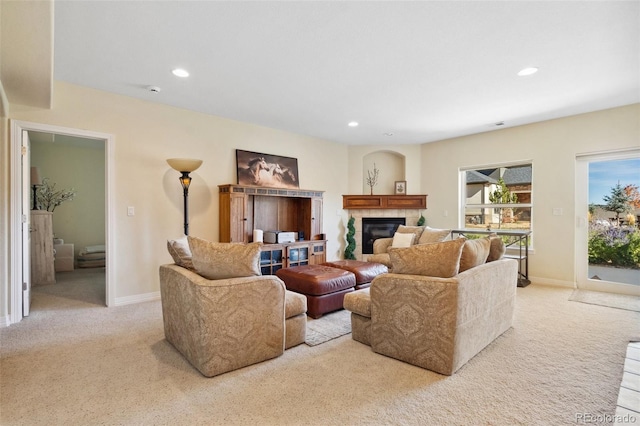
[362,150,406,195]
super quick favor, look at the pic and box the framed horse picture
[236,149,300,189]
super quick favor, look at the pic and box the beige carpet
[2,274,639,425]
[305,309,351,346]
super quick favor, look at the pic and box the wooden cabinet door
[286,243,310,267]
[310,197,323,239]
[259,245,284,275]
[229,193,248,243]
[309,241,326,265]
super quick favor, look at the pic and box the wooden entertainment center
[218,184,326,274]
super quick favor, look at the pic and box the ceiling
[42,1,640,145]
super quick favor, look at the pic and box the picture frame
[394,180,407,195]
[236,149,300,189]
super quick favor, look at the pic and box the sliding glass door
[575,150,640,295]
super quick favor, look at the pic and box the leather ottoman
[322,260,388,289]
[276,265,356,319]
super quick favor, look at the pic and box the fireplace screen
[361,217,406,254]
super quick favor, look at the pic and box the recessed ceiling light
[383,132,394,137]
[495,121,505,126]
[172,68,189,78]
[348,121,359,127]
[517,67,538,76]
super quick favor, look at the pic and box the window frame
[459,160,533,246]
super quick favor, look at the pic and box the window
[461,162,532,235]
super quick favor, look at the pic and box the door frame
[9,120,115,324]
[575,148,640,296]
[21,130,31,316]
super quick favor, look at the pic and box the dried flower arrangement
[366,163,379,195]
[36,178,76,212]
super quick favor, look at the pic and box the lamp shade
[30,166,42,185]
[166,158,203,173]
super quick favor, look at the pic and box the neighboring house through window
[461,162,533,242]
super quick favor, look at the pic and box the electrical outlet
[443,210,448,217]
[553,208,563,216]
[127,206,135,216]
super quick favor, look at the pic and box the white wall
[362,151,406,195]
[30,137,106,259]
[347,145,422,196]
[3,81,638,321]
[419,104,640,286]
[7,81,349,308]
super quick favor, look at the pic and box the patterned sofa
[344,236,518,375]
[160,236,306,377]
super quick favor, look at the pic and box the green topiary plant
[417,212,426,226]
[344,216,356,260]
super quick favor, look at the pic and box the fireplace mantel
[343,194,427,210]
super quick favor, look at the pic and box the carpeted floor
[1,273,639,425]
[305,309,351,346]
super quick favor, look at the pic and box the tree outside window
[462,163,532,233]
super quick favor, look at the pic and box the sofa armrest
[454,259,517,326]
[159,264,286,376]
[373,237,394,254]
[370,273,459,374]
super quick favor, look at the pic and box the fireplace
[361,217,406,254]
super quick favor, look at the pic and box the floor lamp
[167,158,203,236]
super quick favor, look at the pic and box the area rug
[569,289,640,312]
[305,309,351,346]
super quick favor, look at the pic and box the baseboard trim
[0,315,11,328]
[529,276,575,288]
[114,291,160,306]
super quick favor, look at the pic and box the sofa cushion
[285,290,307,318]
[396,225,425,243]
[391,232,415,248]
[459,237,491,272]
[417,226,451,244]
[188,236,261,280]
[343,288,371,317]
[487,234,506,262]
[167,236,195,271]
[389,238,466,278]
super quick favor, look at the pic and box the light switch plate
[127,206,135,216]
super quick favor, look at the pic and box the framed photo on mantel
[236,149,300,189]
[394,180,407,195]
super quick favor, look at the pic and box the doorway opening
[9,120,115,325]
[575,149,640,296]
[30,131,107,309]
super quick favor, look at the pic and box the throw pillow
[391,232,415,248]
[188,236,261,280]
[389,238,466,278]
[167,236,195,271]
[459,237,491,272]
[487,234,506,262]
[418,226,451,244]
[395,225,425,243]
